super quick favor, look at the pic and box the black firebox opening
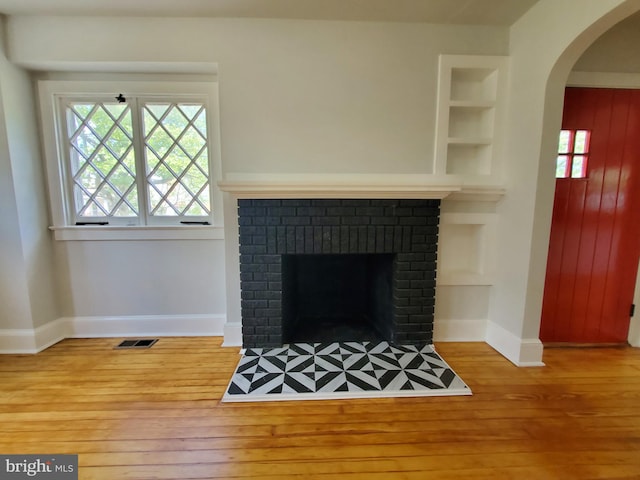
[282,253,394,344]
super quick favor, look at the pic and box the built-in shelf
[446,144,492,176]
[447,137,493,145]
[437,213,497,286]
[449,100,496,108]
[434,55,508,182]
[450,67,499,102]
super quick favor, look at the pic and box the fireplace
[238,199,439,348]
[282,253,394,344]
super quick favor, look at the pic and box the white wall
[2,16,509,348]
[0,19,59,332]
[3,4,640,358]
[7,16,508,177]
[54,240,227,317]
[0,91,34,331]
[574,11,640,73]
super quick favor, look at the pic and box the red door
[540,87,640,344]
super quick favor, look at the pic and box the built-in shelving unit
[433,55,507,290]
[434,55,508,183]
[437,213,497,286]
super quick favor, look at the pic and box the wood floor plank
[1,337,639,479]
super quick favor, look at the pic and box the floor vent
[115,339,158,349]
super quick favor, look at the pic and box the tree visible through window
[556,129,590,179]
[143,103,210,217]
[64,96,212,225]
[67,102,137,218]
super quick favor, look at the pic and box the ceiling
[0,0,539,26]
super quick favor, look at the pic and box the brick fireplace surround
[238,199,440,349]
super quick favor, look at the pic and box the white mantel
[218,173,505,201]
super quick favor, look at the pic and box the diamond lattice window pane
[66,102,137,218]
[76,194,107,217]
[195,149,209,173]
[181,126,207,154]
[184,164,208,191]
[145,147,161,172]
[192,109,207,137]
[185,185,210,216]
[163,107,190,137]
[90,108,117,138]
[70,129,100,161]
[142,102,211,217]
[113,201,137,217]
[77,164,101,191]
[145,125,173,159]
[93,147,118,177]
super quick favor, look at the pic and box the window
[556,129,590,179]
[65,97,211,225]
[39,80,222,239]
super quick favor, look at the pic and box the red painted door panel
[540,88,640,343]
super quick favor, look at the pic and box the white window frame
[38,79,224,241]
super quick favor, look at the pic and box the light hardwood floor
[1,337,639,479]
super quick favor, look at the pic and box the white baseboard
[485,320,544,367]
[2,314,546,367]
[0,314,226,354]
[222,322,242,347]
[0,318,69,354]
[433,318,487,342]
[67,314,226,338]
[34,317,70,351]
[0,328,39,354]
[628,316,640,347]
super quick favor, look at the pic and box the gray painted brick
[238,197,440,348]
[313,216,341,226]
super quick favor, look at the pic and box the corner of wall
[222,322,242,347]
[0,317,69,354]
[485,320,544,367]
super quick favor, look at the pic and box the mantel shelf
[218,175,461,199]
[218,174,505,201]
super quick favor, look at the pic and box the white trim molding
[0,314,226,354]
[485,320,544,367]
[37,78,225,235]
[0,318,69,354]
[50,225,224,241]
[67,314,226,338]
[567,71,640,89]
[222,322,243,347]
[0,329,39,354]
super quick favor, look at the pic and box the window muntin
[556,129,590,179]
[60,95,212,225]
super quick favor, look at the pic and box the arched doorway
[486,0,640,365]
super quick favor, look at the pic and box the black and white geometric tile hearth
[223,341,471,402]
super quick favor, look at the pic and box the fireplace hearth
[238,199,439,348]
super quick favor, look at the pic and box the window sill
[49,225,224,241]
